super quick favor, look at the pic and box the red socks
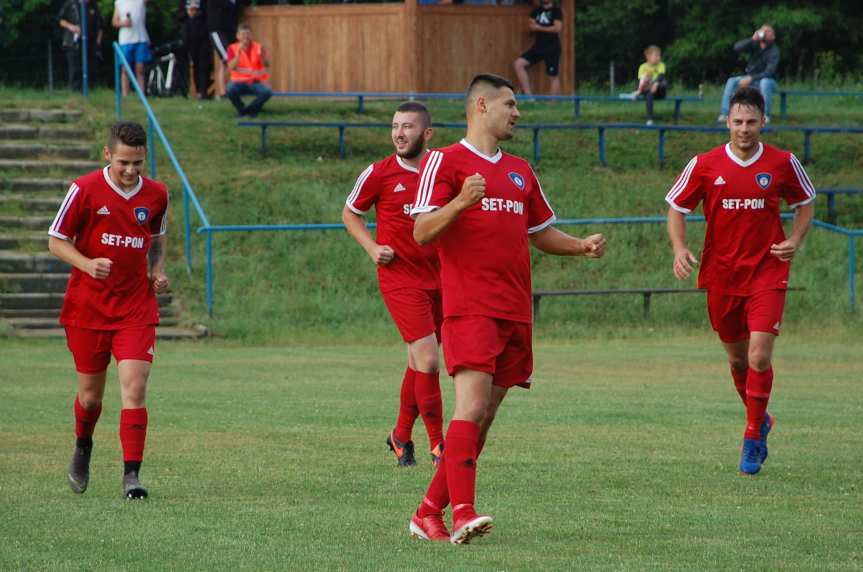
[414,371,444,450]
[393,368,419,443]
[744,368,773,439]
[444,420,481,521]
[74,395,102,439]
[730,367,747,404]
[119,408,148,462]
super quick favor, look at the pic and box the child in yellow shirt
[625,45,667,125]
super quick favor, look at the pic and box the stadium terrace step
[0,195,63,211]
[0,292,173,310]
[0,124,90,142]
[0,273,69,293]
[0,233,47,250]
[0,178,70,192]
[5,316,181,329]
[0,142,92,160]
[0,304,176,319]
[0,252,70,273]
[8,324,207,339]
[0,109,83,123]
[0,216,55,230]
[0,159,102,173]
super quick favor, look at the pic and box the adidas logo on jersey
[97,206,111,215]
[393,183,406,193]
[713,176,726,185]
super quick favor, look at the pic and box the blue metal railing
[113,42,210,274]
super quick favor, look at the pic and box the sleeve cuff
[345,202,368,216]
[528,215,556,234]
[48,229,70,240]
[409,205,439,219]
[787,196,815,210]
[666,198,691,214]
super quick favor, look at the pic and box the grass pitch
[1,334,860,570]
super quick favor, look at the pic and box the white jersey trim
[410,205,439,217]
[413,150,444,215]
[459,138,502,164]
[345,163,374,214]
[103,166,143,200]
[788,153,817,209]
[528,214,557,234]
[396,155,420,174]
[527,166,557,234]
[724,142,764,167]
[48,182,80,239]
[664,156,697,212]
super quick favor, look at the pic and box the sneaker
[123,471,149,500]
[739,438,763,475]
[450,512,493,545]
[386,431,417,467]
[67,442,92,494]
[759,413,774,464]
[717,114,727,123]
[646,119,654,126]
[409,512,450,541]
[430,442,443,467]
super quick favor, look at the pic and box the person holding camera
[58,0,104,91]
[718,24,779,123]
[113,0,151,96]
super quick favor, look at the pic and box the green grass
[0,334,861,570]
[0,87,861,341]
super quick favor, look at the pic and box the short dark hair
[238,22,252,32]
[466,73,515,97]
[729,86,765,116]
[108,122,147,150]
[395,101,432,128]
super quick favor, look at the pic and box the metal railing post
[533,128,540,164]
[184,188,193,274]
[114,49,122,118]
[80,0,89,97]
[206,230,214,316]
[849,236,857,312]
[148,116,156,179]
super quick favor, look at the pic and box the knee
[728,355,748,371]
[412,349,438,374]
[78,392,102,410]
[747,349,772,372]
[456,401,489,426]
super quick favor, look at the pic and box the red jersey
[48,167,169,329]
[346,154,440,293]
[411,139,556,323]
[665,142,815,295]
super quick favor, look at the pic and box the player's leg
[226,81,248,116]
[546,50,561,96]
[243,82,272,117]
[388,352,419,467]
[477,384,508,459]
[758,77,776,121]
[721,340,749,404]
[513,56,534,95]
[410,333,444,461]
[719,75,743,120]
[709,290,749,404]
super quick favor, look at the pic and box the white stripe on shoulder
[665,156,698,203]
[415,150,444,209]
[789,153,816,198]
[346,164,374,209]
[49,183,80,236]
[527,165,556,225]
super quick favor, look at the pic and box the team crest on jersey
[133,207,150,225]
[508,172,525,190]
[755,172,772,190]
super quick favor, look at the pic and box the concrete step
[0,273,69,293]
[0,305,177,319]
[0,159,101,174]
[0,253,69,273]
[0,109,83,123]
[0,292,173,310]
[0,178,70,192]
[0,142,91,160]
[0,195,62,212]
[10,324,205,339]
[0,124,90,142]
[5,316,181,329]
[0,215,54,230]
[0,233,47,250]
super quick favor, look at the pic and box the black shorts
[520,45,561,77]
[209,30,235,62]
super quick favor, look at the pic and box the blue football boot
[759,413,774,464]
[739,438,763,475]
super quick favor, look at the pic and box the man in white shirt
[113,0,151,96]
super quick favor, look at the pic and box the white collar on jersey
[459,138,502,164]
[395,154,420,174]
[103,165,143,200]
[724,142,764,167]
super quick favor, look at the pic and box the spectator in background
[513,0,563,96]
[113,0,151,96]
[58,0,104,91]
[718,24,779,123]
[178,0,212,99]
[208,0,239,98]
[225,23,272,117]
[624,45,667,126]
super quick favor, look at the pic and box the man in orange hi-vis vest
[225,23,272,117]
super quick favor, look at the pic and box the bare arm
[48,236,112,279]
[341,206,394,265]
[667,207,698,279]
[413,173,485,245]
[770,202,814,262]
[529,226,605,257]
[148,233,170,293]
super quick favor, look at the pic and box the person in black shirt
[513,0,563,96]
[58,0,104,91]
[718,24,780,123]
[178,0,212,98]
[207,0,239,97]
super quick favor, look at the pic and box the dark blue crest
[509,172,525,190]
[134,207,150,225]
[755,172,772,190]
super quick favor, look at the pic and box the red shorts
[381,287,443,343]
[64,325,157,374]
[442,315,533,389]
[707,289,786,343]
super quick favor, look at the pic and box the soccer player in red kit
[48,122,169,499]
[665,87,815,475]
[342,102,444,467]
[408,74,606,544]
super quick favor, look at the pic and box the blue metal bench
[271,91,702,120]
[238,120,863,166]
[779,89,863,119]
